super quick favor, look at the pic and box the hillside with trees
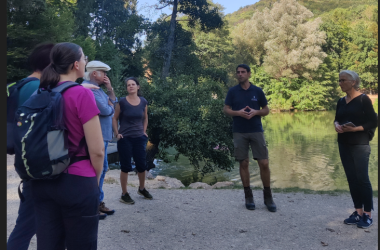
[225,0,378,27]
[7,0,378,174]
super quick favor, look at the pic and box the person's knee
[258,159,269,169]
[120,169,129,174]
[239,158,249,167]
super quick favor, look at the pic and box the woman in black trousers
[334,70,377,229]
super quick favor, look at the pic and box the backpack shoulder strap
[7,82,17,97]
[7,77,39,97]
[68,137,90,166]
[52,81,80,93]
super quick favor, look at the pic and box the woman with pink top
[31,42,104,250]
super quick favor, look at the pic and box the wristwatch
[107,87,113,93]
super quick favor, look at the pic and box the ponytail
[39,42,82,89]
[40,64,60,89]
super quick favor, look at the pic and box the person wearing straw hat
[83,60,117,219]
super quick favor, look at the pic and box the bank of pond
[109,111,378,192]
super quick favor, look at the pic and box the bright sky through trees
[137,0,260,21]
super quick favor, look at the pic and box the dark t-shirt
[18,78,40,107]
[224,83,268,133]
[334,94,377,145]
[118,97,148,138]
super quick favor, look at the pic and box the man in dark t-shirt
[223,64,276,212]
[8,43,55,250]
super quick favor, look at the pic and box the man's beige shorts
[233,132,268,161]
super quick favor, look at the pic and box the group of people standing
[225,64,377,230]
[82,61,152,218]
[7,43,377,250]
[7,42,152,250]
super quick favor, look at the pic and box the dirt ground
[7,155,378,250]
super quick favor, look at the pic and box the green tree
[320,5,378,94]
[72,36,97,61]
[144,19,201,80]
[73,0,97,37]
[7,0,76,82]
[153,0,224,78]
[344,21,378,93]
[137,75,235,174]
[74,0,146,88]
[183,17,235,85]
[250,62,339,111]
[319,8,351,72]
[232,0,327,80]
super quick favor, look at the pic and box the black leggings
[338,143,373,212]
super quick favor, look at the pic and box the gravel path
[7,155,378,250]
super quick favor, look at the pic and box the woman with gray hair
[334,70,377,229]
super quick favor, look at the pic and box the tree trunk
[161,0,178,79]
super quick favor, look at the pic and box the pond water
[145,111,378,191]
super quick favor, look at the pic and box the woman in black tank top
[112,77,153,204]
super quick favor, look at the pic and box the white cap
[84,60,111,80]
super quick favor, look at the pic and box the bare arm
[334,120,363,133]
[252,105,270,117]
[334,121,344,133]
[83,115,104,185]
[341,125,364,133]
[244,105,270,120]
[143,104,148,136]
[81,83,99,90]
[112,103,123,139]
[223,105,249,119]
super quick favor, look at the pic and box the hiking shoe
[245,197,256,210]
[263,188,277,212]
[344,211,362,225]
[357,213,373,229]
[99,202,115,215]
[138,188,153,199]
[244,187,255,210]
[120,193,135,204]
[99,212,107,220]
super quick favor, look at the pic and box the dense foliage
[145,76,235,174]
[7,0,145,88]
[7,0,378,174]
[320,5,378,94]
[225,0,378,27]
[228,0,377,110]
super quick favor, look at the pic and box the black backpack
[13,81,89,181]
[7,77,39,155]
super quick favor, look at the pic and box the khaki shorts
[233,132,268,161]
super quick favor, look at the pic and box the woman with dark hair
[8,43,99,250]
[112,77,152,204]
[334,70,377,229]
[31,42,104,249]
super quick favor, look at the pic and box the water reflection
[148,111,378,191]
